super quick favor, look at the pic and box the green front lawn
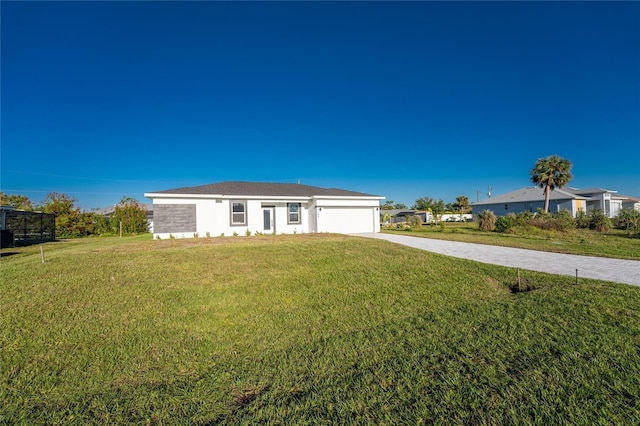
[2,234,639,424]
[384,222,640,260]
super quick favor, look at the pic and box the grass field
[2,234,639,424]
[384,222,640,260]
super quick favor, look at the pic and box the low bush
[614,208,640,231]
[576,210,590,229]
[554,210,576,231]
[495,216,513,233]
[589,209,611,232]
[512,211,532,227]
[407,214,423,230]
[477,210,497,231]
[526,210,575,232]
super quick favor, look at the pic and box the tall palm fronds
[530,155,573,213]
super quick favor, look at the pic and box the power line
[2,169,194,185]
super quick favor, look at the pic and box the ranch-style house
[145,181,384,239]
[471,186,638,218]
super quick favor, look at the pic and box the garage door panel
[320,208,374,233]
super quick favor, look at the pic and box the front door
[262,207,275,234]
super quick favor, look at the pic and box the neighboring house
[620,195,640,212]
[382,209,429,224]
[471,186,636,218]
[563,188,623,217]
[144,181,384,239]
[382,209,471,224]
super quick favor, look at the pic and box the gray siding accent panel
[154,204,196,233]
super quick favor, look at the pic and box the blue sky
[2,1,639,210]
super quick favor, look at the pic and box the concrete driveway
[355,233,640,287]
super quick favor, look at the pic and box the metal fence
[1,208,56,247]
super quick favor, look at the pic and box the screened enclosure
[1,207,56,247]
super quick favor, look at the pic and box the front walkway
[356,233,640,287]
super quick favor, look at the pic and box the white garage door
[319,207,375,234]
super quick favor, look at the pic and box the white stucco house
[471,186,635,218]
[144,181,384,239]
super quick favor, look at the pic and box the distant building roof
[563,187,617,195]
[382,209,428,217]
[472,186,589,206]
[146,181,381,198]
[618,194,640,202]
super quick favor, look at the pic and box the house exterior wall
[472,199,577,217]
[148,194,380,239]
[622,201,640,212]
[153,204,196,234]
[610,199,622,217]
[580,192,621,217]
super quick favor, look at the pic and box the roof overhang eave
[144,193,223,199]
[313,195,385,200]
[144,193,314,201]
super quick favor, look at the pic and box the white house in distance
[471,186,637,218]
[144,181,384,239]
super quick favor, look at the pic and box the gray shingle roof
[472,186,588,206]
[149,181,380,198]
[563,187,617,195]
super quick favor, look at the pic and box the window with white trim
[287,203,301,224]
[231,201,247,225]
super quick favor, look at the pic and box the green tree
[40,192,76,216]
[381,200,395,210]
[413,196,445,225]
[0,192,34,210]
[530,155,573,213]
[454,195,471,213]
[381,211,392,225]
[40,192,82,238]
[91,213,113,235]
[111,197,149,234]
[429,200,445,225]
[394,203,408,209]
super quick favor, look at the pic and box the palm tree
[530,155,573,213]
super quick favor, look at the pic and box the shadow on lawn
[0,251,21,258]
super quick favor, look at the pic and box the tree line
[0,192,149,238]
[381,195,471,214]
[381,154,574,217]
